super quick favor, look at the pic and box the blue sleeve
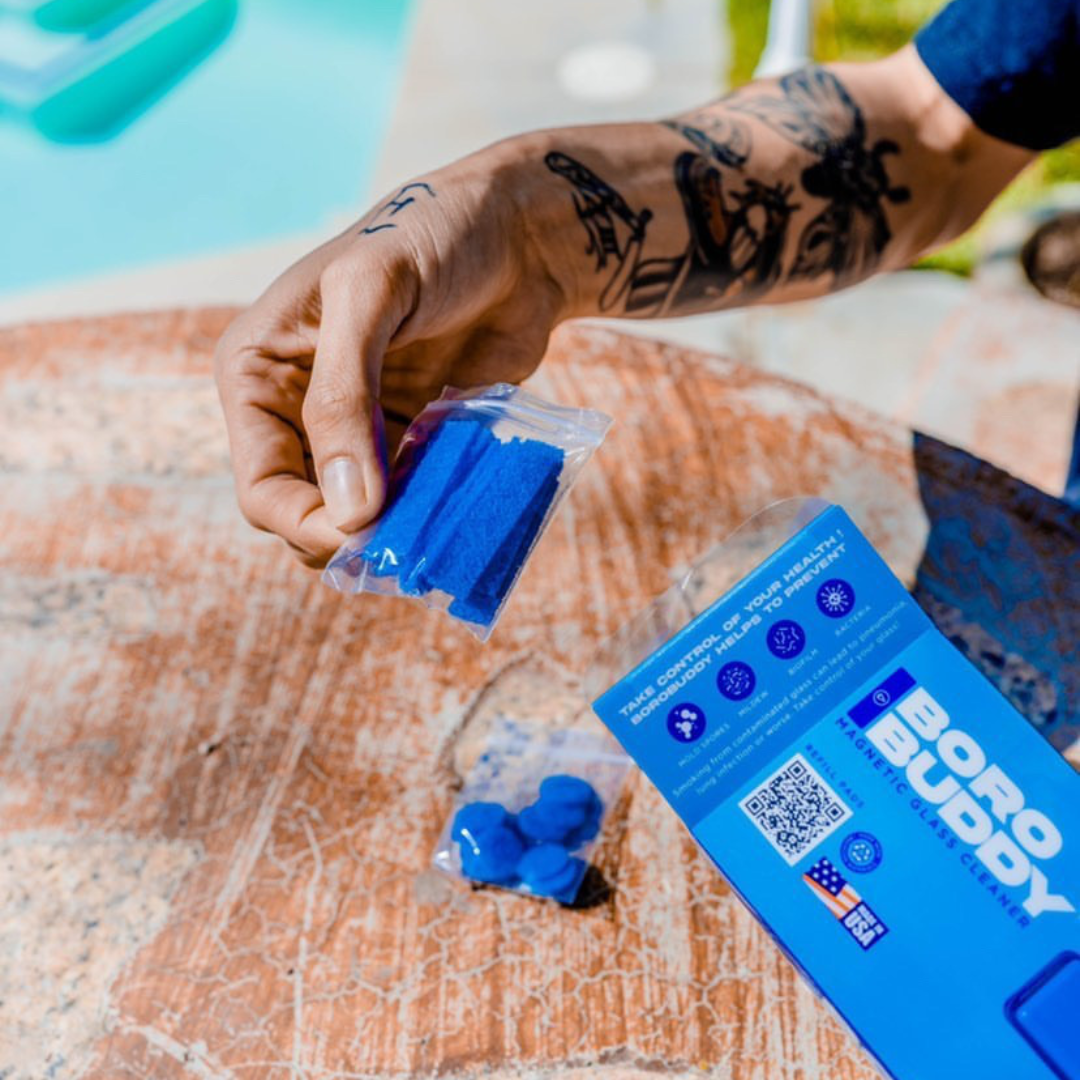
[915,0,1080,151]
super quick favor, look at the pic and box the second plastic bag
[432,717,630,904]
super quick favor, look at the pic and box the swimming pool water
[0,0,415,292]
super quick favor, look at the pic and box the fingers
[303,254,416,532]
[219,368,349,562]
[214,243,417,564]
[246,473,345,564]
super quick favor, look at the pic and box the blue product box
[591,501,1080,1080]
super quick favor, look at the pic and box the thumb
[303,256,410,532]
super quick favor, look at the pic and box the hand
[214,138,570,567]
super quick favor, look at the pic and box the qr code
[739,753,852,865]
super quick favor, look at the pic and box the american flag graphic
[803,857,862,918]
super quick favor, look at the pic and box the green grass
[724,0,1080,275]
[816,0,945,62]
[727,0,771,89]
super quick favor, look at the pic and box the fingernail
[322,457,367,529]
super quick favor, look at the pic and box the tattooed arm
[215,44,1031,563]
[532,47,1030,318]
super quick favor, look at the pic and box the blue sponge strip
[448,470,560,624]
[400,429,501,595]
[360,410,567,628]
[362,420,494,583]
[422,436,563,604]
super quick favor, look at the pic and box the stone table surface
[0,310,1070,1080]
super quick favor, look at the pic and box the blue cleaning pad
[539,775,599,808]
[448,470,561,625]
[563,798,603,849]
[362,419,494,582]
[550,777,604,848]
[451,801,510,844]
[516,776,604,846]
[516,843,586,900]
[516,800,588,844]
[420,435,564,610]
[398,428,501,595]
[457,822,525,885]
[516,842,570,886]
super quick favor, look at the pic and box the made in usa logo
[803,856,889,950]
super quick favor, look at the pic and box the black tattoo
[682,151,798,299]
[546,140,795,316]
[543,151,654,311]
[730,67,910,282]
[662,113,750,168]
[640,153,795,311]
[548,68,905,316]
[359,181,436,235]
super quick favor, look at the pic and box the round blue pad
[539,774,598,808]
[563,802,603,849]
[517,801,586,844]
[458,823,524,884]
[529,777,604,848]
[452,801,510,846]
[541,857,587,901]
[516,843,570,886]
[517,844,586,900]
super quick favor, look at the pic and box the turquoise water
[0,0,415,291]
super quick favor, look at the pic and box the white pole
[753,0,813,78]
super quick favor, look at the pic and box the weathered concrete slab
[1,311,1074,1078]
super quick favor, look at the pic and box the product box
[590,500,1079,1080]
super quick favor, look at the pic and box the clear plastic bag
[323,383,612,641]
[432,717,630,904]
[584,497,831,700]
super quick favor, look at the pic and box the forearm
[496,45,1032,320]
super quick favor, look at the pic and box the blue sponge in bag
[450,468,561,625]
[421,437,564,609]
[323,384,612,638]
[366,427,563,617]
[362,419,495,582]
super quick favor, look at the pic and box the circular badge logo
[717,660,756,701]
[667,703,706,743]
[841,831,883,874]
[766,619,806,659]
[872,688,892,708]
[816,578,856,618]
